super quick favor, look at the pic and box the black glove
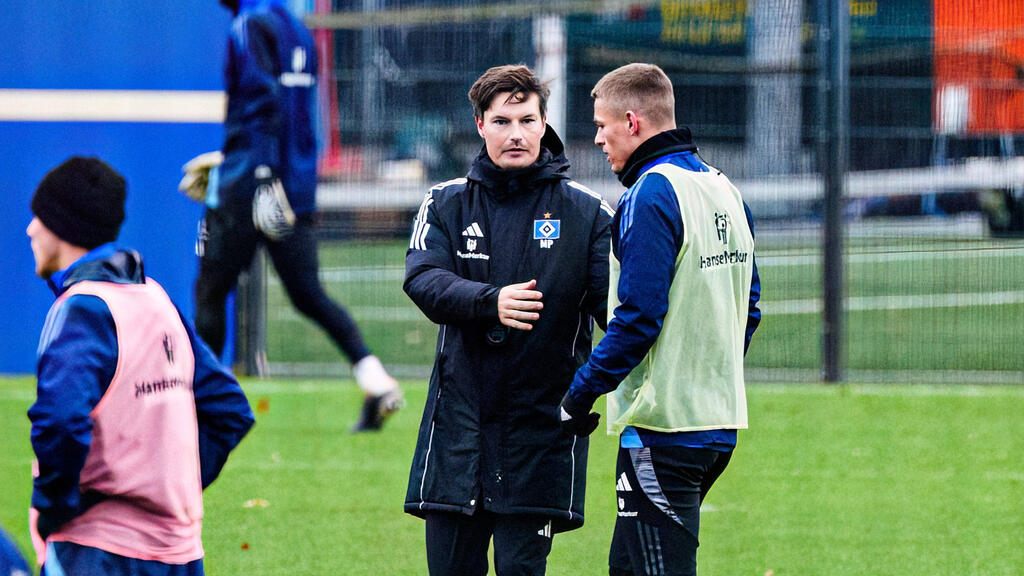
[559,391,600,437]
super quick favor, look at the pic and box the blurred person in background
[559,63,761,576]
[402,64,614,575]
[26,157,255,575]
[181,0,403,431]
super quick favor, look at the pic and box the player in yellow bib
[559,64,761,576]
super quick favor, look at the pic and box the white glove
[252,165,296,241]
[178,151,224,203]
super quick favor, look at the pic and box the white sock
[353,355,398,396]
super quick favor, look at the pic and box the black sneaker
[351,388,404,433]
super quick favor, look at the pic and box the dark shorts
[425,510,554,576]
[45,541,203,576]
[608,445,732,576]
[194,204,370,362]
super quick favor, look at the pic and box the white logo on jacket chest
[458,221,489,259]
[280,47,315,87]
[462,222,484,244]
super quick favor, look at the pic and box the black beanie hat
[31,157,126,249]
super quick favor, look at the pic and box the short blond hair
[591,63,675,127]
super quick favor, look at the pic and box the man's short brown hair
[591,63,675,127]
[468,64,549,119]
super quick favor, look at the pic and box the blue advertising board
[0,1,231,374]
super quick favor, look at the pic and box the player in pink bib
[26,157,255,575]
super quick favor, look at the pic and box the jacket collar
[466,126,570,202]
[618,127,698,188]
[49,244,146,297]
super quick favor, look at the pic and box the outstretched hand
[497,279,543,331]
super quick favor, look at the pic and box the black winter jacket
[403,128,613,531]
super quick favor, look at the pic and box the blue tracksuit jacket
[216,0,318,215]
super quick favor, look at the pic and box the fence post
[818,0,849,382]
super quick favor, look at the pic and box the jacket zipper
[419,325,446,508]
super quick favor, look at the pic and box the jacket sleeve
[583,200,614,331]
[744,201,761,354]
[178,309,255,489]
[28,295,116,539]
[228,14,282,171]
[404,192,501,324]
[567,173,682,407]
[0,526,30,573]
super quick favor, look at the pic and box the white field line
[750,377,1024,392]
[266,266,404,285]
[274,247,1024,284]
[764,290,1024,315]
[759,246,1024,267]
[288,247,1024,283]
[268,289,1024,321]
[264,362,432,380]
[846,382,1024,394]
[317,266,406,283]
[747,368,1024,386]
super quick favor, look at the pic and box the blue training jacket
[216,0,318,215]
[28,244,255,540]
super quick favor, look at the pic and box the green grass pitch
[3,230,1022,573]
[2,378,1023,575]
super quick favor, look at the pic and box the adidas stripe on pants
[608,445,733,576]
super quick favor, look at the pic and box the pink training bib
[48,280,203,563]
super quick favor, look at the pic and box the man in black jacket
[403,65,614,576]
